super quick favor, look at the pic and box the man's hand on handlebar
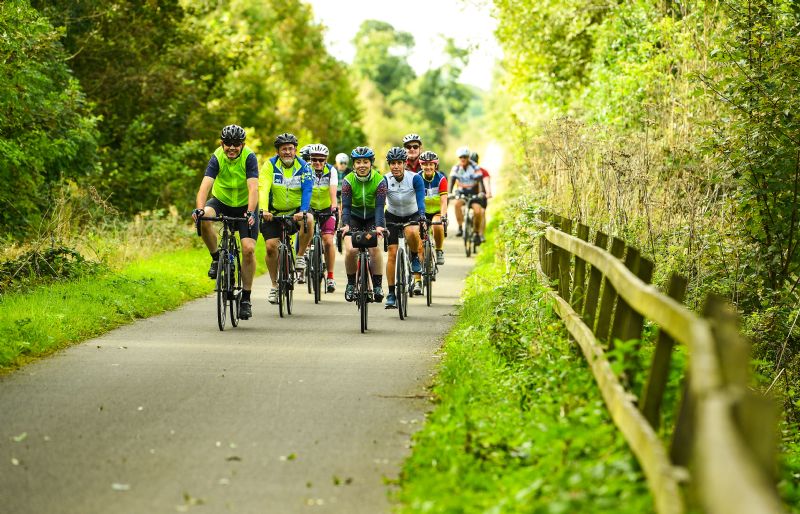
[262,211,273,222]
[192,208,204,222]
[245,210,257,226]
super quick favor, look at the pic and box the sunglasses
[222,140,243,147]
[309,157,326,163]
[404,144,420,150]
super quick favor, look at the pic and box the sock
[347,273,356,285]
[211,250,220,261]
[241,289,251,301]
[327,271,334,279]
[389,285,395,295]
[372,274,382,288]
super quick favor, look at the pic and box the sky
[303,0,502,91]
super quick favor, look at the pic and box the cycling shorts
[260,209,300,240]
[205,197,259,240]
[385,211,423,246]
[312,207,337,236]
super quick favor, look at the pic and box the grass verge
[0,244,267,372]
[394,222,654,513]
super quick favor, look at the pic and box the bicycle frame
[387,221,423,320]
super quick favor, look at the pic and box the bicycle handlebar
[195,215,249,236]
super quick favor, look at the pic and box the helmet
[350,146,375,163]
[274,132,298,149]
[402,133,422,146]
[221,124,246,144]
[456,146,470,158]
[386,146,407,162]
[299,144,312,161]
[307,143,329,157]
[469,151,479,163]
[419,151,439,164]
[335,153,349,165]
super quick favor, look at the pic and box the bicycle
[304,211,337,304]
[266,212,306,318]
[387,221,424,320]
[456,192,480,258]
[420,219,446,307]
[196,214,247,331]
[339,228,388,333]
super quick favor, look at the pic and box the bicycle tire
[216,252,228,330]
[359,252,369,333]
[278,244,286,318]
[464,210,473,258]
[397,248,406,320]
[285,249,294,315]
[313,236,323,303]
[306,250,312,294]
[424,241,433,306]
[229,244,241,327]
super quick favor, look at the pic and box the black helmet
[274,132,298,149]
[470,151,479,163]
[299,144,312,161]
[221,124,246,144]
[419,151,439,164]
[350,146,375,163]
[386,146,407,162]
[402,133,422,146]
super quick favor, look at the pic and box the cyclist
[260,132,313,304]
[340,146,387,302]
[334,153,352,206]
[418,151,448,265]
[307,143,339,292]
[449,146,485,244]
[383,146,426,306]
[299,144,312,162]
[402,133,423,172]
[471,151,492,240]
[192,124,259,320]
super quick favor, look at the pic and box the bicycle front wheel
[313,237,323,303]
[424,241,433,307]
[359,253,369,333]
[230,247,241,326]
[464,212,473,258]
[397,248,406,320]
[216,253,228,330]
[278,245,286,318]
[285,251,294,315]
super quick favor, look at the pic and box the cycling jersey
[341,169,387,227]
[206,146,258,207]
[336,167,352,194]
[310,163,338,211]
[264,155,312,214]
[450,163,483,195]
[384,171,426,218]
[405,159,422,173]
[421,171,448,214]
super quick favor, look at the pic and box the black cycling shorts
[205,197,259,240]
[385,211,423,246]
[345,215,376,235]
[260,210,300,240]
[424,212,443,223]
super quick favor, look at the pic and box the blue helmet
[386,146,407,162]
[351,146,375,163]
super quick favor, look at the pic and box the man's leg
[296,213,314,257]
[454,199,465,233]
[199,205,218,252]
[265,237,279,287]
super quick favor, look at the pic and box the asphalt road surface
[0,236,474,514]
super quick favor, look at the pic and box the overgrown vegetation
[395,214,653,513]
[490,0,800,423]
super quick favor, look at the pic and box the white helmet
[403,133,422,145]
[335,153,349,165]
[456,146,470,158]
[307,143,329,156]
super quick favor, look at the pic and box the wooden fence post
[582,231,609,330]
[558,217,573,300]
[594,237,626,341]
[641,274,688,430]
[610,246,641,345]
[572,224,590,311]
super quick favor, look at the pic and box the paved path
[0,237,473,513]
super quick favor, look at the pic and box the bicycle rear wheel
[216,252,228,330]
[359,253,369,333]
[424,241,433,306]
[278,245,286,318]
[229,247,241,327]
[397,248,406,320]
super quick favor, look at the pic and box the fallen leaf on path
[11,458,20,466]
[111,483,130,491]
[226,456,242,462]
[12,432,27,442]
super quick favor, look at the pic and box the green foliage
[0,0,98,234]
[352,20,415,97]
[396,216,653,513]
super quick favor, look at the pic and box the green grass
[0,243,268,371]
[394,227,654,513]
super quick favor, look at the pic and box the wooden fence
[536,211,785,514]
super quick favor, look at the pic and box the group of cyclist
[191,125,491,320]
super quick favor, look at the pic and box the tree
[352,20,416,97]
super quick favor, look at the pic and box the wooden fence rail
[535,210,785,514]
